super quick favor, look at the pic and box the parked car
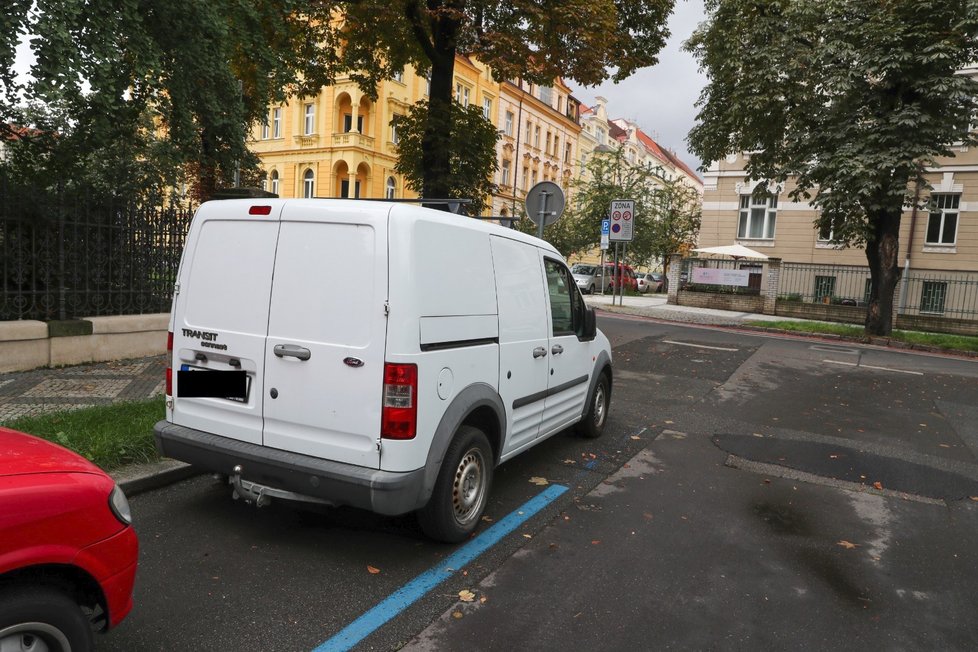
[602,263,637,292]
[571,263,605,294]
[156,199,613,543]
[0,427,138,652]
[636,272,664,294]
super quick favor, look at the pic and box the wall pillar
[764,257,782,315]
[667,253,682,305]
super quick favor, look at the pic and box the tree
[393,101,498,215]
[686,0,978,335]
[2,0,340,200]
[641,179,701,270]
[337,0,674,205]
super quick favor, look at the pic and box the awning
[691,244,770,260]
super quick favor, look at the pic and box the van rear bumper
[153,420,426,516]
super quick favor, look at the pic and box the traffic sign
[609,199,634,242]
[601,219,610,235]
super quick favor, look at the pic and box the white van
[154,199,613,542]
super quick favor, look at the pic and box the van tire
[578,372,610,439]
[419,426,493,543]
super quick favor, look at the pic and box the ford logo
[343,357,365,368]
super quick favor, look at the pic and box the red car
[0,427,138,652]
[603,263,638,292]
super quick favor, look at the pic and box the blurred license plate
[178,365,249,402]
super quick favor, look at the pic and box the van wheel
[419,426,493,543]
[578,373,610,439]
[0,586,94,652]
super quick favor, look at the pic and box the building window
[521,168,529,191]
[390,117,400,144]
[483,97,492,120]
[303,103,315,135]
[597,128,606,145]
[926,194,959,245]
[539,86,553,107]
[553,135,559,157]
[565,143,572,164]
[920,281,947,314]
[303,169,315,198]
[425,74,431,96]
[269,170,279,196]
[504,111,514,136]
[455,83,470,107]
[813,276,836,302]
[534,125,541,149]
[501,160,511,186]
[531,170,538,186]
[261,119,269,140]
[392,69,403,83]
[545,132,552,155]
[738,191,778,240]
[386,176,396,199]
[817,221,834,242]
[525,120,532,145]
[272,108,282,138]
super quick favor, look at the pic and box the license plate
[178,365,250,402]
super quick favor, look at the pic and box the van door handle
[274,344,311,361]
[532,347,548,359]
[551,344,564,355]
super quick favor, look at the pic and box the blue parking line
[312,483,569,652]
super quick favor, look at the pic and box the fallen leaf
[481,516,494,523]
[480,596,488,604]
[366,565,381,575]
[664,420,674,424]
[939,444,951,448]
[523,534,532,539]
[970,497,978,502]
[829,454,839,459]
[452,611,463,620]
[873,481,883,491]
[837,540,859,549]
[459,590,476,602]
[529,476,549,486]
[630,435,641,440]
[591,540,601,545]
[563,459,576,464]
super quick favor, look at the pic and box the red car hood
[0,427,103,477]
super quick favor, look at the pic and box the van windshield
[572,264,596,275]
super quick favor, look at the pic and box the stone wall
[775,301,866,324]
[677,291,765,313]
[0,314,169,373]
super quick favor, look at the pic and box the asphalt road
[102,314,978,651]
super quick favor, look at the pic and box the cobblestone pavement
[0,355,166,424]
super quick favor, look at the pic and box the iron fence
[1,178,193,321]
[900,270,978,319]
[779,262,873,306]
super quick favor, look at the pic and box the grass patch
[745,320,978,353]
[3,398,164,471]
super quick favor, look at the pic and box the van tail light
[165,331,174,396]
[381,363,417,440]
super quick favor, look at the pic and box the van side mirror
[581,305,597,341]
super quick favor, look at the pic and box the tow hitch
[228,465,334,508]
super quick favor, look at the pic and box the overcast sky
[574,0,708,176]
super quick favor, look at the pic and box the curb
[112,459,201,497]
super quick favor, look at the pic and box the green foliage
[393,101,499,215]
[2,1,341,201]
[524,146,700,265]
[686,0,978,334]
[4,398,164,470]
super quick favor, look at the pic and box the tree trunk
[420,10,461,209]
[864,208,902,336]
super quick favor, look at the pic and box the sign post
[525,181,565,240]
[609,200,635,306]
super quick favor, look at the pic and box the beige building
[493,78,582,218]
[698,148,978,318]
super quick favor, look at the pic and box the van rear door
[261,202,388,469]
[170,201,281,445]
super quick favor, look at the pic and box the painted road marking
[823,359,923,376]
[312,484,569,652]
[663,340,739,352]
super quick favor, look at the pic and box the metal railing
[901,270,978,319]
[1,179,193,321]
[779,263,872,306]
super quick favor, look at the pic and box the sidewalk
[583,291,806,325]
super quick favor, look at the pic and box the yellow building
[249,56,500,212]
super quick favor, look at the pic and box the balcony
[332,132,376,149]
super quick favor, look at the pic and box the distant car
[0,427,138,652]
[571,263,604,294]
[636,272,664,294]
[603,263,637,292]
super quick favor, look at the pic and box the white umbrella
[691,244,770,260]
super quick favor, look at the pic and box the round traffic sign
[612,223,621,233]
[612,211,621,220]
[623,211,632,220]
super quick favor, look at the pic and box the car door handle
[273,344,311,361]
[532,347,548,359]
[551,344,564,355]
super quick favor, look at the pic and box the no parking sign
[609,199,634,242]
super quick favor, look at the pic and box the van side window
[544,258,582,336]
